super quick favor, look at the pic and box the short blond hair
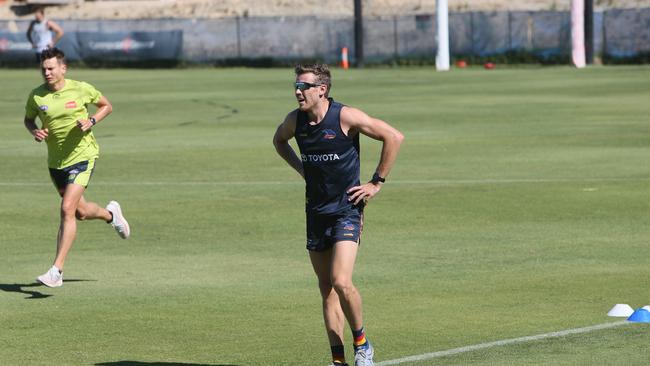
[295,64,331,97]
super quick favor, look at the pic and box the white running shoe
[37,266,63,287]
[354,343,374,366]
[106,200,130,239]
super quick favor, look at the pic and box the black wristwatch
[89,117,97,125]
[370,172,385,184]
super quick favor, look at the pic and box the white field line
[1,177,649,187]
[376,321,630,366]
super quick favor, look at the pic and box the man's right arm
[26,21,35,47]
[24,117,48,142]
[273,111,304,178]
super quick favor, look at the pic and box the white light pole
[436,0,450,71]
[571,0,586,68]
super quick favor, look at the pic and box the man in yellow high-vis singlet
[24,48,130,288]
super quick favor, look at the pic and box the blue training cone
[627,308,650,322]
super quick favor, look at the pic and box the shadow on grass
[0,279,96,299]
[96,362,239,366]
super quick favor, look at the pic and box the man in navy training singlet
[273,64,404,366]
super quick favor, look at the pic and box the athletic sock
[52,265,62,274]
[352,327,368,349]
[331,344,346,364]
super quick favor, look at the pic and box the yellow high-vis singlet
[25,79,102,169]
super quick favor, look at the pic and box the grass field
[1,65,649,365]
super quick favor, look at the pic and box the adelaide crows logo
[322,129,336,140]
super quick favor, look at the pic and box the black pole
[507,11,512,51]
[470,12,474,55]
[354,0,364,68]
[236,16,242,59]
[584,0,594,64]
[393,16,398,59]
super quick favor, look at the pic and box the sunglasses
[294,82,322,91]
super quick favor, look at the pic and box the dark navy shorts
[49,160,95,191]
[306,207,364,252]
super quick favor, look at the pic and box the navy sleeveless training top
[295,99,361,215]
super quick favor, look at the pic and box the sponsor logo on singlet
[301,153,341,162]
[322,129,337,140]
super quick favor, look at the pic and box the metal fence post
[508,11,512,50]
[470,11,475,55]
[354,0,364,67]
[236,16,242,59]
[585,0,594,63]
[393,15,398,59]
